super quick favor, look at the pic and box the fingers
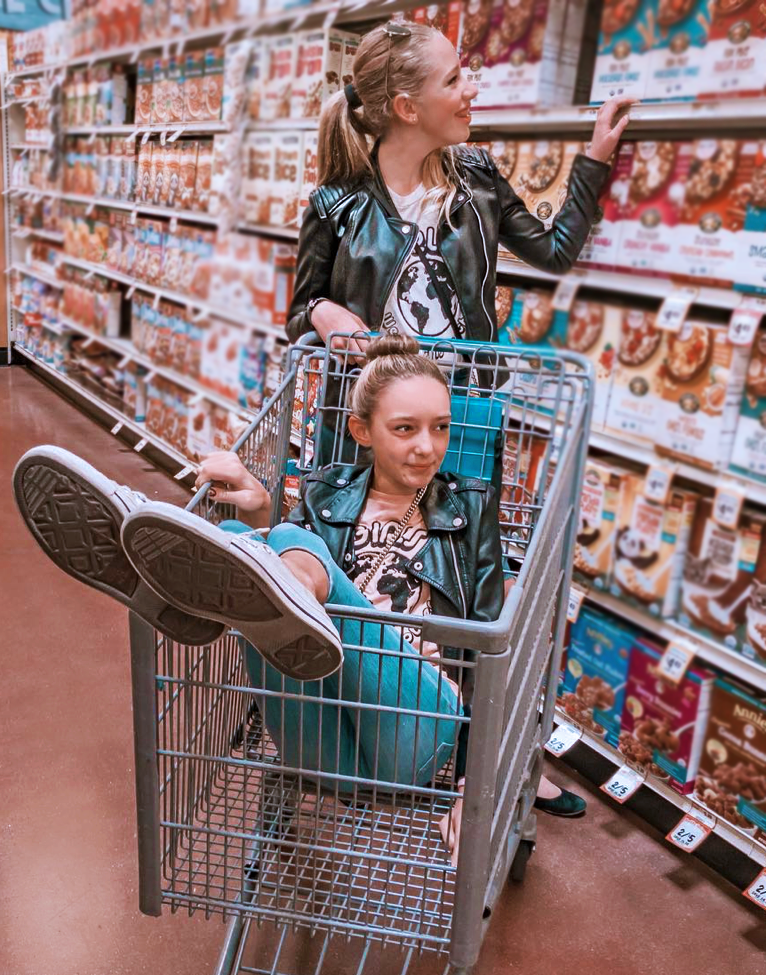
[206,486,251,506]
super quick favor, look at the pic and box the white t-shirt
[381,183,467,357]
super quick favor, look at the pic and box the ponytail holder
[345,84,362,110]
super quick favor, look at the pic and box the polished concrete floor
[1,366,763,975]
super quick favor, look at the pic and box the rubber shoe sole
[12,446,225,647]
[121,502,344,682]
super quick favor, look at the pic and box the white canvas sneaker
[13,445,226,646]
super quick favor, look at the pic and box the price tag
[643,464,674,505]
[567,586,585,623]
[657,287,698,333]
[133,438,148,453]
[110,421,123,435]
[160,129,167,146]
[141,131,151,145]
[657,641,695,685]
[666,815,711,852]
[545,723,582,756]
[551,275,581,312]
[174,465,195,481]
[169,215,178,233]
[600,765,644,804]
[713,482,745,529]
[728,306,763,347]
[152,292,161,310]
[743,870,766,910]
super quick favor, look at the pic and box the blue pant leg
[267,523,460,787]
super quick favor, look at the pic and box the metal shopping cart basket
[127,334,593,975]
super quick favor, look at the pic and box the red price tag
[666,815,711,852]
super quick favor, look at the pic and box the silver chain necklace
[356,486,427,596]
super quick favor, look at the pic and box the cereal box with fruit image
[574,458,632,589]
[619,638,715,794]
[617,140,691,276]
[590,0,660,102]
[695,679,766,831]
[655,320,750,470]
[730,329,766,482]
[677,138,757,287]
[610,471,698,617]
[679,497,766,663]
[645,0,712,101]
[577,142,634,271]
[560,605,635,746]
[604,304,665,444]
[699,0,766,99]
[563,299,621,430]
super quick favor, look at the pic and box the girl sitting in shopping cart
[15,333,525,863]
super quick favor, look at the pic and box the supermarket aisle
[1,366,763,975]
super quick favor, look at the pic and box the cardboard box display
[679,498,766,662]
[617,140,691,276]
[560,605,634,745]
[339,33,360,88]
[730,329,766,482]
[298,131,319,226]
[270,133,304,227]
[655,320,750,470]
[512,140,583,230]
[619,638,715,794]
[290,29,354,119]
[677,138,756,287]
[577,142,634,271]
[735,140,766,293]
[563,299,620,430]
[699,0,766,99]
[646,0,711,101]
[263,35,297,122]
[610,472,698,617]
[604,304,665,444]
[574,458,631,589]
[590,0,659,102]
[695,679,766,830]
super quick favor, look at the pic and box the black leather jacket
[287,464,504,641]
[286,144,611,344]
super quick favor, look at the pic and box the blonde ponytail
[317,89,375,186]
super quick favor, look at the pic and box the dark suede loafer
[534,788,587,818]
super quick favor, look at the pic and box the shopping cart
[127,335,593,975]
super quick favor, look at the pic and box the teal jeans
[220,520,462,792]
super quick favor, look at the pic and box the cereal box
[735,141,766,293]
[243,132,276,225]
[246,37,266,122]
[699,0,766,99]
[604,304,665,444]
[645,0,712,101]
[184,50,206,122]
[617,140,691,276]
[222,40,251,127]
[677,138,756,287]
[153,57,170,125]
[291,29,352,119]
[502,287,567,346]
[136,58,154,124]
[263,35,297,122]
[162,145,181,209]
[194,139,214,212]
[590,0,659,102]
[679,498,766,662]
[574,458,632,589]
[298,131,319,226]
[512,140,584,230]
[120,137,137,201]
[560,605,635,746]
[461,0,586,109]
[563,299,620,430]
[408,2,463,46]
[610,472,698,617]
[619,638,715,794]
[577,142,634,271]
[730,329,766,482]
[136,142,153,204]
[695,679,766,831]
[177,139,199,211]
[340,33,360,88]
[655,320,750,470]
[270,133,303,227]
[167,54,185,124]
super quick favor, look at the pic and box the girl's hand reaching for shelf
[586,95,636,165]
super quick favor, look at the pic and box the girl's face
[349,376,451,495]
[412,33,478,148]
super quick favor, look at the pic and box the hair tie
[344,83,362,110]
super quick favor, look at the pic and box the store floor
[1,366,763,975]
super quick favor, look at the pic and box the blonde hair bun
[364,333,421,361]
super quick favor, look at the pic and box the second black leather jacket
[286,144,611,344]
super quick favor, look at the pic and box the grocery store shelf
[239,221,300,241]
[64,120,229,137]
[12,226,64,243]
[12,262,62,289]
[12,343,194,473]
[580,585,766,692]
[10,141,50,151]
[59,255,288,340]
[497,257,751,311]
[58,316,252,418]
[553,709,766,867]
[247,118,320,132]
[28,187,221,225]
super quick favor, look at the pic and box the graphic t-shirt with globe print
[381,183,467,359]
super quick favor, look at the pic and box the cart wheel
[509,839,535,883]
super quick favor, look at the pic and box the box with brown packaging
[270,133,303,227]
[699,0,766,99]
[619,638,715,795]
[679,497,766,662]
[290,29,359,119]
[677,139,756,287]
[617,140,691,276]
[655,320,750,470]
[590,0,658,102]
[574,458,632,590]
[184,50,206,122]
[604,303,665,444]
[563,299,620,430]
[298,131,319,226]
[263,35,297,122]
[577,142,634,271]
[193,139,213,211]
[512,140,583,230]
[730,329,766,483]
[610,472,698,617]
[695,679,766,831]
[203,47,224,122]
